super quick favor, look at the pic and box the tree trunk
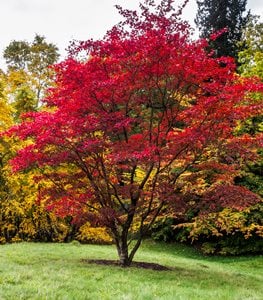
[118,247,129,266]
[116,238,130,267]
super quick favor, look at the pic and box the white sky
[0,0,262,69]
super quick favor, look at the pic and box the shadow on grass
[84,259,173,271]
[81,255,260,293]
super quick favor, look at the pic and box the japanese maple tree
[8,0,262,266]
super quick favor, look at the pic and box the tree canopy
[6,0,263,266]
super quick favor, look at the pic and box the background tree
[8,0,262,266]
[4,34,60,106]
[238,15,263,78]
[0,73,61,243]
[3,40,30,70]
[4,69,37,121]
[195,0,249,61]
[235,14,263,204]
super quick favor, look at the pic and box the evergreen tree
[195,0,249,61]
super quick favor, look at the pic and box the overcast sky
[0,0,262,69]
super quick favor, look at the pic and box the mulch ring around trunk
[83,259,172,271]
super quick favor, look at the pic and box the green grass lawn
[0,241,262,300]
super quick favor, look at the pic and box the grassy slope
[0,241,262,300]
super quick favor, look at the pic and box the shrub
[178,203,263,255]
[76,222,113,244]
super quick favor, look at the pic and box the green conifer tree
[195,0,249,61]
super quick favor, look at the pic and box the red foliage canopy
[7,0,262,265]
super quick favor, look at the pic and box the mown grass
[0,240,262,299]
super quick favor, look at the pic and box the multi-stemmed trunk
[111,202,143,267]
[112,201,162,267]
[115,232,143,267]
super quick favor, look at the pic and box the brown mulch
[83,259,172,271]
